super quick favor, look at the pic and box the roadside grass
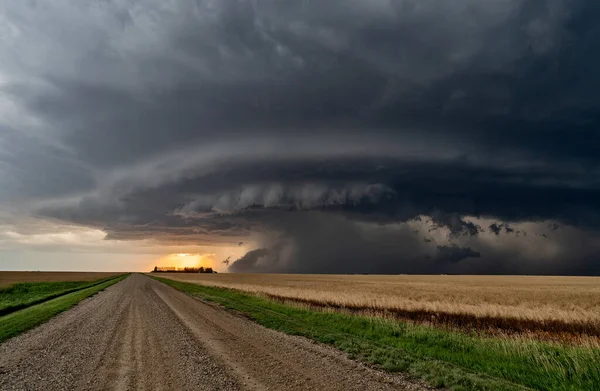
[0,274,128,344]
[0,276,124,316]
[154,276,600,391]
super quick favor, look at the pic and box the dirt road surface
[0,274,426,391]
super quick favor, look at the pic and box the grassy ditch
[0,274,129,343]
[0,276,125,316]
[154,276,600,391]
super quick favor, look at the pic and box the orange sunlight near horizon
[155,253,216,270]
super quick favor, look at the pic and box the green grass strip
[0,274,129,344]
[0,276,126,316]
[153,276,600,391]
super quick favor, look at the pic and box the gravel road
[0,274,427,390]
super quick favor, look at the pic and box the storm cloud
[1,0,599,274]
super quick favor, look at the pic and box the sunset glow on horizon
[155,253,217,271]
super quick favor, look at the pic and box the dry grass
[159,273,600,342]
[0,272,122,288]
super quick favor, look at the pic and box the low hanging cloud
[434,245,481,264]
[1,1,600,274]
[175,183,394,216]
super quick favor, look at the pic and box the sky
[1,0,599,274]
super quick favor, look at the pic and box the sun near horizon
[154,253,217,271]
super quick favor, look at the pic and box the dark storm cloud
[489,224,503,236]
[434,245,481,264]
[489,223,516,236]
[228,248,278,273]
[228,212,436,274]
[1,0,600,274]
[429,213,482,237]
[0,127,95,201]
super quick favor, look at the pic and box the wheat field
[159,273,600,341]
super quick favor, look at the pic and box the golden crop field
[159,273,600,342]
[0,272,122,288]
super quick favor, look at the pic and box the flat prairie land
[0,272,125,317]
[159,273,600,341]
[1,275,426,391]
[0,272,121,288]
[0,275,127,343]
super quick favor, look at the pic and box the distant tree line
[152,266,216,273]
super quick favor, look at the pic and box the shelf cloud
[1,0,599,274]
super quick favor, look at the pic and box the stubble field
[160,273,600,343]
